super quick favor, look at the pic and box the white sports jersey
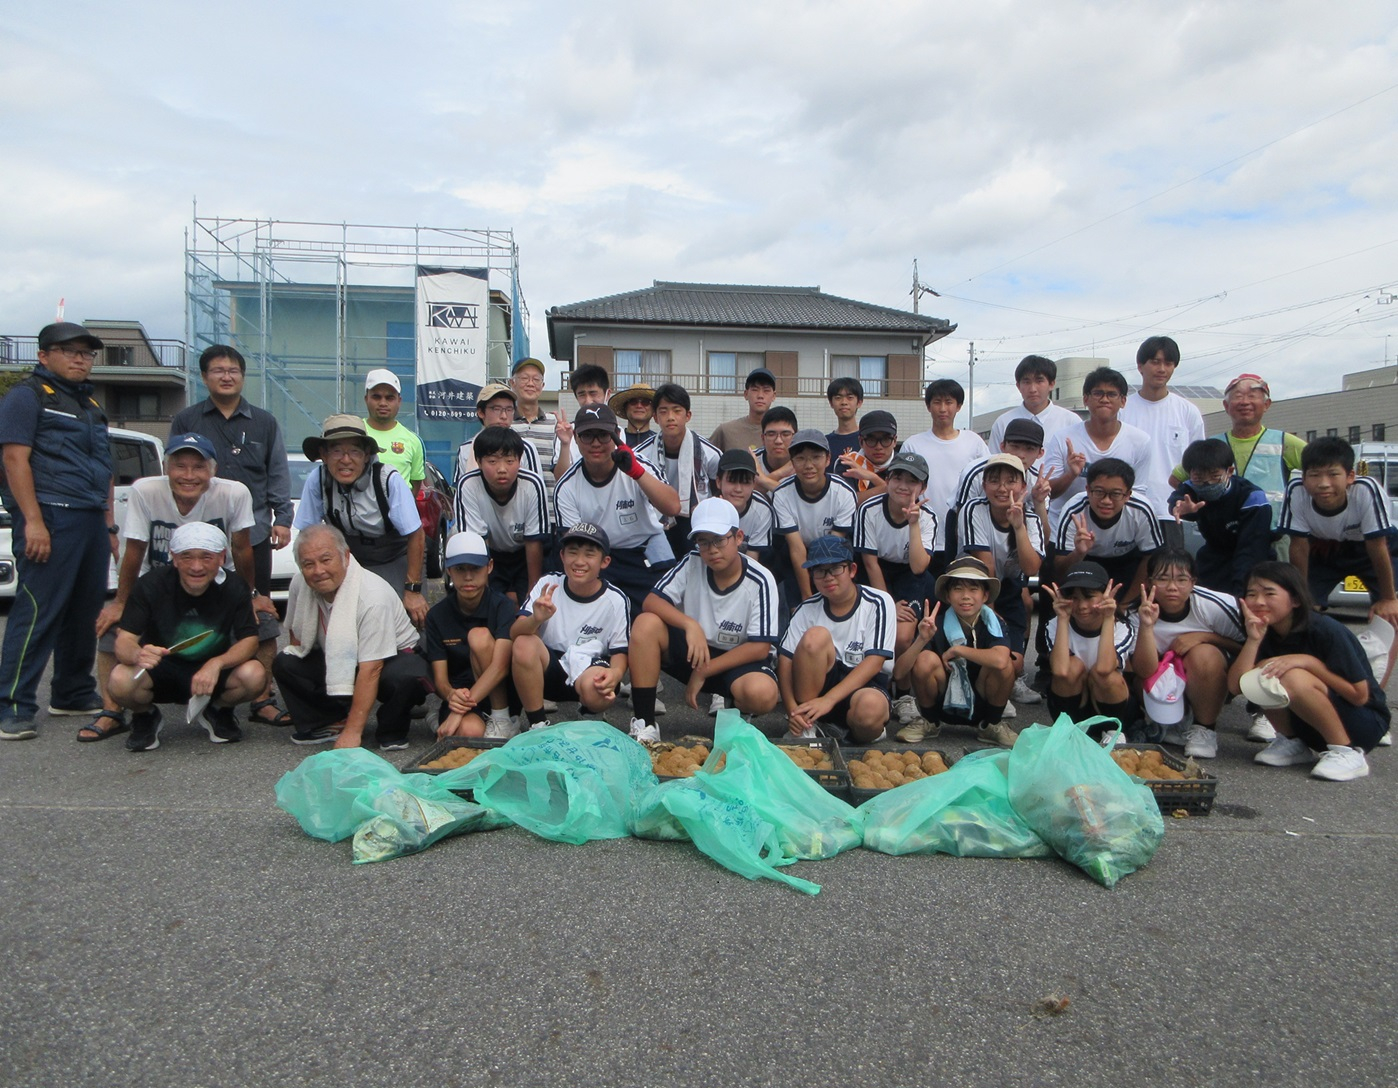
[633,432,723,517]
[519,574,631,656]
[454,468,551,554]
[553,449,670,553]
[1279,476,1394,542]
[853,494,938,563]
[897,428,990,550]
[989,401,1081,453]
[954,456,1042,510]
[772,474,858,542]
[1118,391,1205,519]
[1045,614,1137,669]
[123,475,256,575]
[733,492,776,552]
[958,498,1045,581]
[1054,495,1163,560]
[457,435,542,482]
[780,586,896,677]
[1141,587,1245,653]
[652,552,780,654]
[1040,420,1155,536]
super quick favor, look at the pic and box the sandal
[249,698,293,727]
[77,709,130,743]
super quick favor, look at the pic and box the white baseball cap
[444,531,491,568]
[688,497,741,539]
[1142,664,1186,726]
[364,368,401,393]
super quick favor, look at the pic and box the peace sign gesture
[918,599,941,642]
[1006,495,1025,527]
[533,581,558,623]
[1046,582,1075,620]
[1094,579,1121,619]
[1031,464,1054,506]
[1071,511,1096,557]
[1136,584,1159,628]
[1239,598,1268,642]
[1065,439,1087,480]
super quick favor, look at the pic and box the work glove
[611,443,646,480]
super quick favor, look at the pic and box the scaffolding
[184,213,529,470]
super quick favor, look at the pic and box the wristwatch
[405,582,423,593]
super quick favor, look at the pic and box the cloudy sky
[4,1,1398,415]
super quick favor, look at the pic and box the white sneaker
[1162,722,1189,747]
[1247,713,1277,742]
[1378,731,1392,747]
[796,725,818,739]
[629,717,661,743]
[485,712,518,740]
[654,698,667,716]
[893,694,920,726]
[1254,735,1316,767]
[1311,744,1370,782]
[1012,678,1042,705]
[528,718,553,731]
[708,694,725,717]
[1184,726,1218,759]
[1001,700,1017,720]
[541,699,559,713]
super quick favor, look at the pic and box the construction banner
[415,266,489,421]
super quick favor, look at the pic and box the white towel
[284,555,366,696]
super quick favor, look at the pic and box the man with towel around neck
[273,523,427,750]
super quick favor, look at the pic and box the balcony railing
[600,372,923,399]
[0,336,187,370]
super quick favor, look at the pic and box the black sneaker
[125,709,163,752]
[199,705,243,744]
[290,725,338,745]
[376,737,410,752]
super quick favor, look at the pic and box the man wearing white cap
[629,498,782,741]
[362,369,425,495]
[108,523,265,752]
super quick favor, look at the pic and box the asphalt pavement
[2,602,1395,1088]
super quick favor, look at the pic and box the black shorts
[1279,695,1390,753]
[1307,537,1398,604]
[543,647,611,702]
[146,657,236,705]
[820,660,892,727]
[919,689,1000,727]
[488,548,529,602]
[663,630,777,699]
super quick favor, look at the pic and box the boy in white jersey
[1044,561,1138,738]
[1131,549,1244,759]
[853,450,938,650]
[1280,436,1398,627]
[629,499,782,741]
[956,417,1051,526]
[898,378,989,563]
[553,404,681,614]
[635,382,723,557]
[772,429,858,600]
[715,448,775,565]
[510,523,631,729]
[453,426,552,602]
[988,355,1081,454]
[1118,335,1204,543]
[456,383,544,481]
[754,406,798,493]
[1053,457,1162,604]
[778,536,895,742]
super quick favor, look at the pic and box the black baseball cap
[38,322,103,351]
[573,404,620,435]
[558,522,611,554]
[858,409,898,437]
[745,367,777,389]
[1059,561,1110,591]
[717,448,757,475]
[1003,418,1045,447]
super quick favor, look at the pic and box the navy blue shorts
[820,660,892,727]
[663,629,777,699]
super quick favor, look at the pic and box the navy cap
[38,322,102,351]
[1059,560,1110,591]
[745,367,777,389]
[573,404,620,435]
[165,433,218,461]
[558,521,611,554]
[802,535,855,569]
[717,448,757,475]
[789,428,830,454]
[1003,418,1045,447]
[885,451,929,481]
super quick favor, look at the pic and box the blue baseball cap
[802,535,854,569]
[165,433,218,461]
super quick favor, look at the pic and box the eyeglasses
[579,431,614,445]
[512,372,544,384]
[326,446,367,460]
[1088,488,1129,501]
[810,564,848,580]
[1086,389,1122,401]
[763,429,795,440]
[1152,574,1193,585]
[695,531,736,551]
[206,368,243,379]
[50,347,98,362]
[862,434,895,446]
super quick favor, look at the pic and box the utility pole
[968,341,975,427]
[911,258,939,314]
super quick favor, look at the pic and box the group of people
[0,324,1390,783]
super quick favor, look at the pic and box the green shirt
[365,419,425,486]
[1170,429,1305,482]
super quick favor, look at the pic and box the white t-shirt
[1054,495,1164,563]
[958,498,1045,582]
[1118,391,1204,519]
[457,435,542,483]
[988,402,1081,453]
[1040,421,1155,537]
[553,449,670,554]
[454,468,552,554]
[780,586,897,677]
[518,574,631,656]
[771,474,858,542]
[734,492,776,553]
[652,552,780,654]
[1279,476,1394,542]
[897,429,990,550]
[123,476,256,574]
[289,567,419,660]
[1141,587,1245,653]
[1045,614,1137,671]
[853,494,938,563]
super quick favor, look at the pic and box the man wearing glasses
[509,358,562,490]
[1040,367,1155,538]
[0,323,115,739]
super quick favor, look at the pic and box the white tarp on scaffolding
[415,266,489,421]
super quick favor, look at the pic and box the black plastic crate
[1111,743,1218,816]
[845,745,955,806]
[400,735,511,776]
[772,735,850,793]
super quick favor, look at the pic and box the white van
[0,427,166,598]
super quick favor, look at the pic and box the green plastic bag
[633,779,821,895]
[442,719,658,844]
[352,787,510,864]
[275,749,469,843]
[1007,716,1164,887]
[695,710,863,860]
[861,749,1052,858]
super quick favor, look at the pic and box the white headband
[170,522,229,557]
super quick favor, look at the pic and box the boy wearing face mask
[1168,439,1272,597]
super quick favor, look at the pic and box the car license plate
[1343,576,1368,592]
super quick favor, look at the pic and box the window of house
[1326,428,1338,437]
[831,355,887,397]
[615,349,671,384]
[1350,425,1362,444]
[1374,423,1386,442]
[1306,430,1317,442]
[112,390,160,419]
[104,345,134,367]
[706,351,764,394]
